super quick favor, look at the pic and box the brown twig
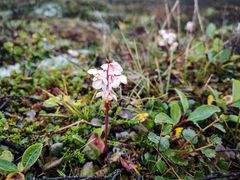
[179,118,219,150]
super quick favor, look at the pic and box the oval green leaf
[0,159,18,172]
[175,89,189,114]
[22,143,43,169]
[148,132,160,144]
[155,113,175,125]
[233,79,240,102]
[170,102,181,125]
[188,105,220,122]
[155,159,166,173]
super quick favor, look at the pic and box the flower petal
[119,75,127,84]
[101,63,109,70]
[93,80,103,89]
[96,91,104,98]
[88,69,99,75]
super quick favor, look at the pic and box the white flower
[92,74,108,89]
[101,61,123,75]
[185,21,195,33]
[88,61,127,101]
[158,29,178,50]
[88,68,100,75]
[68,49,79,57]
[111,75,127,88]
[96,90,117,101]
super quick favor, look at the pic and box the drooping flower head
[237,22,240,33]
[185,21,195,33]
[88,61,127,102]
[158,29,178,51]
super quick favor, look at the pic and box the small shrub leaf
[155,159,166,173]
[233,79,240,102]
[170,102,181,124]
[148,132,159,144]
[188,105,220,122]
[0,159,18,172]
[175,89,189,114]
[22,143,43,169]
[155,113,175,125]
[201,148,216,158]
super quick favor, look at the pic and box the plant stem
[104,101,109,154]
[104,59,110,154]
[166,50,173,98]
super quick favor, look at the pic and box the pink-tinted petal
[100,63,109,70]
[92,81,103,89]
[111,77,121,88]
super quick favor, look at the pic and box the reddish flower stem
[104,60,110,155]
[104,101,109,154]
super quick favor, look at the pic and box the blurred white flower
[158,29,178,51]
[101,61,123,75]
[96,90,117,101]
[169,42,178,51]
[185,21,195,33]
[237,23,240,33]
[88,61,127,102]
[68,49,79,57]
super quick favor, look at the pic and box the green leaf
[220,49,231,61]
[195,42,205,54]
[233,100,240,108]
[182,129,198,144]
[91,128,103,136]
[233,79,240,102]
[229,115,240,123]
[213,123,226,133]
[201,148,216,158]
[155,159,166,173]
[43,96,61,108]
[155,113,175,125]
[162,124,172,135]
[155,176,165,180]
[170,102,181,124]
[213,38,223,52]
[175,89,189,114]
[3,42,14,52]
[22,143,43,169]
[206,23,216,38]
[210,135,222,145]
[160,136,170,150]
[188,105,220,122]
[148,132,160,144]
[0,150,14,162]
[171,156,188,166]
[0,159,18,172]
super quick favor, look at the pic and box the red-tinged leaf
[83,134,105,160]
[119,157,140,176]
[119,157,133,172]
